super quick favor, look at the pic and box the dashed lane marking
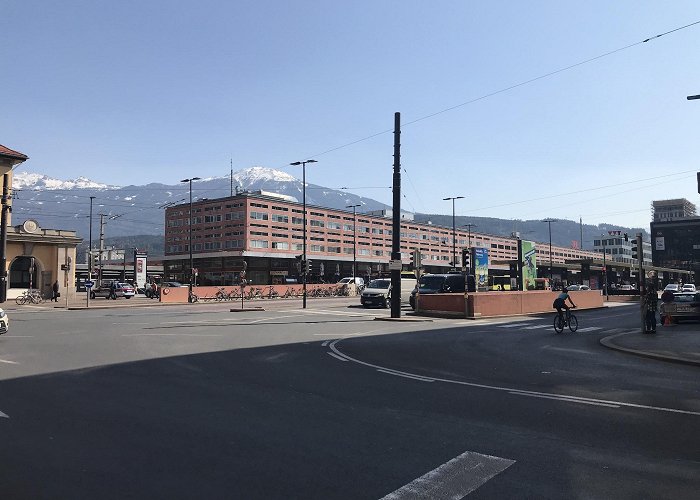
[380,450,515,500]
[0,359,19,365]
[522,324,553,330]
[575,326,603,332]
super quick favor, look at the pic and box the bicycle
[15,289,45,305]
[553,307,578,334]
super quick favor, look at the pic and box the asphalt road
[1,299,698,499]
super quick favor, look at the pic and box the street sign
[388,259,402,270]
[85,280,94,288]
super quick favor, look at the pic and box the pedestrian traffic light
[305,258,312,273]
[631,242,639,261]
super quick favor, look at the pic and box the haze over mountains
[11,167,648,254]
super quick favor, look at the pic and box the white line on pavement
[0,359,19,365]
[121,333,224,337]
[321,340,330,347]
[497,323,532,328]
[575,327,602,332]
[0,409,8,418]
[508,390,620,408]
[377,369,434,383]
[329,340,700,417]
[380,450,515,500]
[327,352,348,362]
[523,324,552,330]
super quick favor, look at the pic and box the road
[1,298,698,499]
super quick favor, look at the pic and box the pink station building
[163,191,599,286]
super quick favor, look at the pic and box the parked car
[681,284,696,293]
[90,281,136,300]
[161,281,185,288]
[411,273,466,310]
[338,277,365,291]
[567,284,590,291]
[660,292,700,323]
[360,278,392,308]
[664,283,680,293]
[0,308,8,335]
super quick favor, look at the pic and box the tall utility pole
[390,112,401,318]
[98,214,106,285]
[230,159,233,197]
[0,174,10,303]
[580,217,584,250]
[347,204,361,281]
[636,233,645,334]
[543,218,557,284]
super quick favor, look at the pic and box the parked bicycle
[553,308,578,334]
[15,289,45,305]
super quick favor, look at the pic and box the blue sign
[85,280,95,288]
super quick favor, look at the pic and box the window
[310,244,325,252]
[204,215,222,222]
[271,214,289,223]
[272,241,289,250]
[204,242,221,250]
[250,211,269,220]
[250,240,269,248]
[292,217,304,225]
[310,220,325,227]
[225,240,242,248]
[225,212,243,220]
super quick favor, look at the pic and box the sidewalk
[600,323,700,366]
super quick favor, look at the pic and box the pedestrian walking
[644,285,658,334]
[52,280,60,302]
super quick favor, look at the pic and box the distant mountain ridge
[11,167,649,250]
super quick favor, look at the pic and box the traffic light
[461,248,469,271]
[697,172,700,194]
[305,258,312,274]
[631,241,639,261]
[295,254,302,273]
[411,248,421,269]
[624,233,629,242]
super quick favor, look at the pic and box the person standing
[52,280,60,302]
[644,286,659,333]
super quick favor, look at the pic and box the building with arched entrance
[1,144,82,303]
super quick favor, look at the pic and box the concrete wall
[417,290,604,319]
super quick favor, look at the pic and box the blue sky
[3,0,700,231]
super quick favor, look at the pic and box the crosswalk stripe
[574,326,602,332]
[523,324,552,330]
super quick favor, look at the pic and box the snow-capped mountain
[10,167,390,241]
[12,172,119,191]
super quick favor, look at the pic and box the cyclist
[553,287,577,323]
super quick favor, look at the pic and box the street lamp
[443,196,464,269]
[290,159,317,309]
[542,218,557,284]
[601,234,609,301]
[181,177,201,302]
[347,204,361,282]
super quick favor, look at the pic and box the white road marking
[497,323,532,328]
[327,352,348,362]
[377,369,434,383]
[523,324,552,330]
[321,340,330,347]
[575,326,602,332]
[380,450,515,500]
[121,333,224,337]
[508,390,620,408]
[297,308,375,317]
[330,340,700,417]
[543,346,595,355]
[0,409,8,418]
[0,359,19,365]
[2,335,34,338]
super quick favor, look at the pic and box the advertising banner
[471,247,489,291]
[520,240,537,290]
[134,251,147,289]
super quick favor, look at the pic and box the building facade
[651,217,700,285]
[652,198,697,222]
[592,235,652,266]
[163,191,600,286]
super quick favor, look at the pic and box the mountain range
[11,167,649,255]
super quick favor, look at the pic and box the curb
[600,331,700,367]
[373,316,433,322]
